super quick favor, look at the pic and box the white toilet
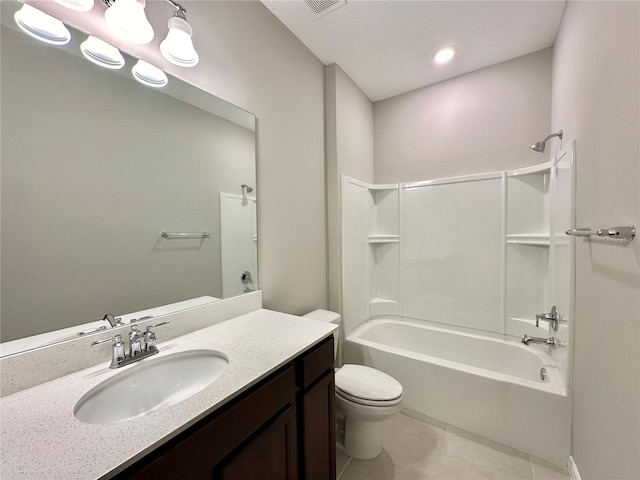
[303,309,403,460]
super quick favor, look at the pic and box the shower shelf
[369,298,399,316]
[506,234,551,245]
[368,234,399,244]
[368,184,398,192]
[506,234,570,246]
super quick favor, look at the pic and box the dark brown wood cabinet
[215,404,298,480]
[114,336,335,480]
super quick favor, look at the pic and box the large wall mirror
[0,1,257,356]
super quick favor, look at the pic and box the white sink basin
[74,350,228,425]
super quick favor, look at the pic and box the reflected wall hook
[566,225,636,240]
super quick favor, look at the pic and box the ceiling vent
[304,0,347,18]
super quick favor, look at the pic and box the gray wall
[552,2,640,478]
[25,0,328,316]
[1,26,255,341]
[325,64,374,314]
[373,48,552,183]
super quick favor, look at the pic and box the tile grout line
[337,455,352,480]
[529,454,536,480]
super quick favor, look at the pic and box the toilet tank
[303,309,341,363]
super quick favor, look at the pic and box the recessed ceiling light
[433,45,457,64]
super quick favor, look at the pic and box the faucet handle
[92,334,126,368]
[103,313,124,327]
[145,321,170,330]
[534,305,561,331]
[91,334,123,347]
[144,321,169,351]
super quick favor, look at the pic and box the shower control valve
[535,305,563,331]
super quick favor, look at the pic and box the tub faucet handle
[535,306,560,331]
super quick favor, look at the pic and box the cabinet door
[115,366,296,480]
[302,371,336,480]
[216,405,298,480]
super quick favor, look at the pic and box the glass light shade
[132,60,168,88]
[433,46,457,64]
[80,36,125,69]
[53,0,94,12]
[14,4,71,46]
[160,16,199,67]
[104,0,154,45]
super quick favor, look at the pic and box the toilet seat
[335,364,403,406]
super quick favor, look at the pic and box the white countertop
[0,309,337,479]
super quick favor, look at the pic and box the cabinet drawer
[298,336,333,389]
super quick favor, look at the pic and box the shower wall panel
[401,179,503,333]
[341,179,371,335]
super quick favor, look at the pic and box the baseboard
[568,456,582,480]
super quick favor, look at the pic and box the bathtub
[343,318,571,465]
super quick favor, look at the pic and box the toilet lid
[335,364,403,402]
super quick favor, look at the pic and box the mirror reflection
[0,3,257,356]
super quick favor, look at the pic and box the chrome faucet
[535,306,560,331]
[521,334,557,347]
[103,313,124,328]
[92,321,169,368]
[129,325,145,356]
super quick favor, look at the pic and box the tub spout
[521,334,556,347]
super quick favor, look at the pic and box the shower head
[530,129,563,153]
[241,183,254,194]
[530,141,546,153]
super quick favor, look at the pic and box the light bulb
[132,60,168,88]
[53,0,94,12]
[80,36,125,69]
[104,0,154,45]
[160,15,199,67]
[433,46,457,64]
[14,4,71,46]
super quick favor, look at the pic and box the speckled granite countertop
[0,309,337,479]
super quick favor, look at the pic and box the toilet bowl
[303,310,404,460]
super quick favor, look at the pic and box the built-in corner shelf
[368,184,398,192]
[506,234,551,246]
[369,298,399,317]
[368,234,400,244]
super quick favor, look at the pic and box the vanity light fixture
[80,36,125,69]
[103,0,154,45]
[132,59,168,88]
[13,3,71,45]
[433,45,457,65]
[159,2,199,67]
[53,0,95,12]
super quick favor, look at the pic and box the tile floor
[336,412,570,480]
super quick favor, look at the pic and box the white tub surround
[341,144,575,380]
[0,309,337,479]
[340,146,576,466]
[344,318,571,466]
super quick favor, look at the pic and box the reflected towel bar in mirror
[161,232,210,239]
[565,225,635,239]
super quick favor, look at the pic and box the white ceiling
[261,0,566,101]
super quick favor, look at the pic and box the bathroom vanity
[116,335,335,480]
[0,309,337,480]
